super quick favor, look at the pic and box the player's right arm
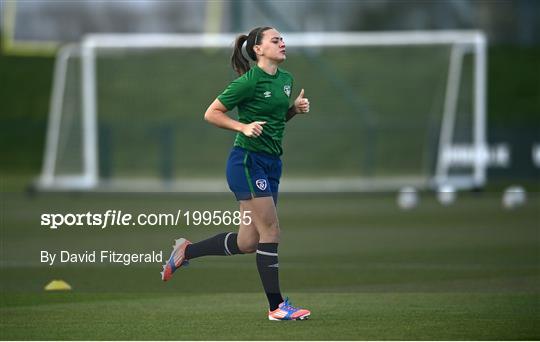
[205,75,265,138]
[204,99,266,138]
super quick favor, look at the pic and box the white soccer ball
[437,185,456,206]
[397,187,418,210]
[502,186,527,209]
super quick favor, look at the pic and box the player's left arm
[286,88,310,122]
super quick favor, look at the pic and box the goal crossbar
[83,31,485,49]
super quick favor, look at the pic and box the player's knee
[261,218,280,232]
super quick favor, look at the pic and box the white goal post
[37,31,489,192]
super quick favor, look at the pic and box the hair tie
[240,39,250,61]
[241,38,251,61]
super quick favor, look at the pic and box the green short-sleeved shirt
[217,65,294,156]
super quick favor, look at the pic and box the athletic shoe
[161,238,191,282]
[268,298,311,321]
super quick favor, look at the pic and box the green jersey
[217,65,294,156]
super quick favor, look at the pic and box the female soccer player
[161,27,310,321]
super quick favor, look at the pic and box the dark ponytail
[231,26,273,76]
[231,34,250,76]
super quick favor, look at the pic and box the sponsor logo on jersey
[255,179,268,190]
[263,91,272,98]
[284,85,291,97]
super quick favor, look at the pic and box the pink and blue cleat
[268,298,311,321]
[161,238,191,282]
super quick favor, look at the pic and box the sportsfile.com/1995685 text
[40,209,252,229]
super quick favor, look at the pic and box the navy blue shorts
[226,147,282,204]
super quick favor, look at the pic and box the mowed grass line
[1,292,538,340]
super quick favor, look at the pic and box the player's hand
[294,89,310,114]
[242,121,266,137]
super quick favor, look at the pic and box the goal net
[37,31,488,192]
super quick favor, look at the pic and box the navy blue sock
[185,232,243,259]
[256,243,283,311]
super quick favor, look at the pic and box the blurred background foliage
[0,0,538,183]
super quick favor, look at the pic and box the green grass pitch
[1,192,539,340]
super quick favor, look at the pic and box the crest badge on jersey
[284,85,291,97]
[255,179,268,191]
